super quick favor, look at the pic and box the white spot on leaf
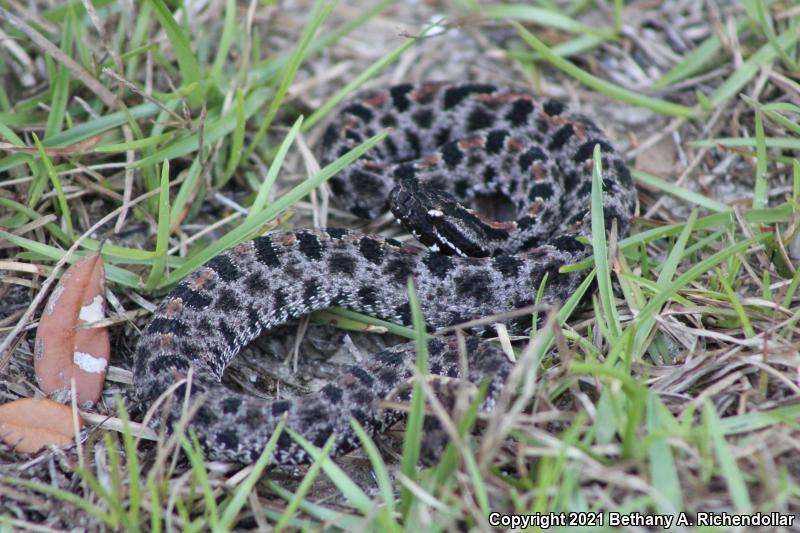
[79,295,105,322]
[73,351,108,374]
[45,285,65,315]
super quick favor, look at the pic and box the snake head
[389,179,515,257]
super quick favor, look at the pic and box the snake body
[133,82,636,464]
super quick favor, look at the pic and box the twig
[0,7,117,109]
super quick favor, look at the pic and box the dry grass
[1,0,799,530]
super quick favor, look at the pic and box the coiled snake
[133,82,636,464]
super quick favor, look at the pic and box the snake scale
[133,82,637,464]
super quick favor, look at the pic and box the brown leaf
[634,136,677,178]
[0,134,103,156]
[34,252,110,407]
[0,398,83,453]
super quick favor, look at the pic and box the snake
[133,82,637,464]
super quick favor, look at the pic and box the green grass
[1,0,800,530]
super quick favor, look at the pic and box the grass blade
[399,279,428,517]
[131,88,272,169]
[513,21,694,117]
[753,110,768,209]
[483,5,611,39]
[33,133,74,239]
[181,434,218,529]
[274,434,336,532]
[285,429,373,514]
[0,230,142,287]
[652,17,748,89]
[701,401,752,512]
[632,170,731,212]
[144,160,171,290]
[646,395,683,514]
[244,0,336,161]
[246,115,303,222]
[350,420,399,530]
[145,0,202,106]
[717,268,756,337]
[44,13,73,138]
[636,235,769,326]
[209,0,237,82]
[632,209,697,358]
[708,26,800,106]
[161,130,387,287]
[218,88,247,186]
[591,144,621,340]
[219,418,287,528]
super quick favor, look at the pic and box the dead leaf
[0,398,83,453]
[0,134,103,156]
[635,135,677,178]
[34,252,110,407]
